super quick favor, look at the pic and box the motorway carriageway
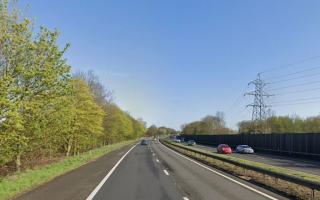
[87,140,288,200]
[192,143,320,176]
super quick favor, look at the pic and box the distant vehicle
[217,144,232,154]
[187,140,196,146]
[235,145,254,154]
[180,137,185,142]
[140,139,148,145]
[173,138,181,143]
[169,135,178,140]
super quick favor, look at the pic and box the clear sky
[19,0,320,130]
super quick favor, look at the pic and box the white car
[187,140,196,146]
[235,145,254,154]
[173,138,181,143]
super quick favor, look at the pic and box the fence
[181,133,320,159]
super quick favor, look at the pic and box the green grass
[0,140,136,200]
[164,139,320,184]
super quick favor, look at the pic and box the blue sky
[20,0,320,129]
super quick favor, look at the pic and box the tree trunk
[16,152,21,173]
[66,137,73,156]
[73,140,77,156]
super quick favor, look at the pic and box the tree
[238,120,256,134]
[0,2,71,170]
[131,117,146,139]
[238,115,320,134]
[74,71,146,144]
[74,70,113,105]
[181,112,233,135]
[0,0,147,174]
[63,78,104,156]
[146,125,158,137]
[102,104,144,144]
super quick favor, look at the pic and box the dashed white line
[163,169,170,176]
[156,159,160,163]
[183,197,190,200]
[153,153,156,156]
[159,142,279,200]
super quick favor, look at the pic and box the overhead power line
[238,56,320,128]
[259,55,320,74]
[264,65,320,80]
[270,96,320,104]
[270,71,320,84]
[272,100,320,107]
[273,87,320,96]
[226,85,249,114]
[266,80,320,91]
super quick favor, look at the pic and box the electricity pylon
[245,73,272,133]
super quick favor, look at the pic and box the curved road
[91,141,288,200]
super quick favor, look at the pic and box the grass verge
[0,140,136,200]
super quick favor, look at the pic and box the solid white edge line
[159,142,279,200]
[85,143,138,200]
[163,169,170,176]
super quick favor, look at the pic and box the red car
[217,144,232,154]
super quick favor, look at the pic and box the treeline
[238,115,320,134]
[145,125,178,137]
[181,112,235,135]
[0,1,145,173]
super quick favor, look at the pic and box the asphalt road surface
[14,144,135,200]
[91,140,288,200]
[191,143,320,175]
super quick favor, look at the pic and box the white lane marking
[156,159,160,163]
[86,143,138,200]
[153,153,156,156]
[159,142,278,200]
[183,197,189,200]
[163,169,170,176]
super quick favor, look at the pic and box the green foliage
[145,125,178,137]
[145,125,158,137]
[62,78,105,156]
[181,112,234,135]
[74,70,146,144]
[102,104,145,143]
[0,0,146,173]
[0,1,71,169]
[238,115,320,134]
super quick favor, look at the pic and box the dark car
[217,144,232,154]
[140,139,148,145]
[235,145,254,154]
